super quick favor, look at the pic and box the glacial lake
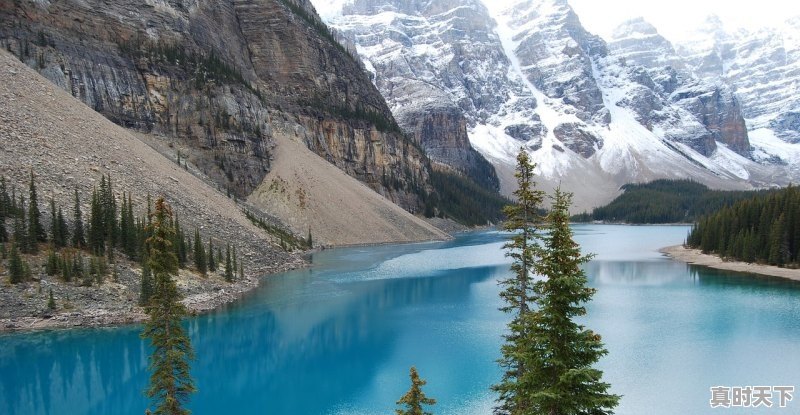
[1,225,799,414]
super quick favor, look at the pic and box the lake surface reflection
[1,225,798,414]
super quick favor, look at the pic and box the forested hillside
[426,170,509,226]
[687,186,800,267]
[574,180,774,223]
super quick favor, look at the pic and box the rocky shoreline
[0,255,308,333]
[660,245,800,282]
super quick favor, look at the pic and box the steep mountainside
[328,0,502,190]
[0,49,306,326]
[317,0,795,211]
[0,0,433,214]
[608,18,750,156]
[675,16,800,145]
[609,18,800,169]
[248,131,448,246]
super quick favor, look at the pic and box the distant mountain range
[315,0,800,210]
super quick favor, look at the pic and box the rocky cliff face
[676,15,800,144]
[325,0,504,190]
[397,106,498,189]
[509,0,608,125]
[609,18,684,70]
[608,18,751,157]
[669,81,750,155]
[0,0,431,211]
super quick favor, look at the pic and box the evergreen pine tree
[140,197,195,415]
[173,215,187,268]
[193,229,206,276]
[207,240,216,272]
[224,244,233,282]
[493,150,545,415]
[0,205,7,243]
[768,213,787,266]
[125,193,138,259]
[56,207,69,248]
[101,175,118,249]
[46,249,59,275]
[50,198,61,246]
[120,193,138,259]
[12,213,30,254]
[89,188,105,254]
[146,194,152,227]
[8,241,26,284]
[73,253,85,281]
[524,189,619,415]
[28,171,46,244]
[0,176,9,219]
[72,189,86,248]
[0,177,7,244]
[140,258,154,306]
[395,366,436,415]
[47,288,56,310]
[89,256,98,277]
[307,227,313,249]
[10,187,18,217]
[60,252,73,282]
[120,192,129,253]
[232,246,237,273]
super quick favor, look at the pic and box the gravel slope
[248,131,450,246]
[0,50,305,330]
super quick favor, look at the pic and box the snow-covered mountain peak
[313,0,800,210]
[611,17,659,39]
[609,17,683,70]
[671,14,800,143]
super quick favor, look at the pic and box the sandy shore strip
[660,245,800,282]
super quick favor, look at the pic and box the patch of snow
[481,0,582,175]
[750,128,800,163]
[709,145,750,180]
[309,0,351,21]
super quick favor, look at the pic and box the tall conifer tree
[0,177,8,243]
[88,188,105,254]
[8,241,26,284]
[0,176,10,219]
[522,188,619,414]
[493,150,544,415]
[207,240,216,272]
[140,258,153,306]
[141,197,195,415]
[28,171,45,244]
[224,244,233,282]
[14,205,33,254]
[193,229,206,276]
[73,189,86,248]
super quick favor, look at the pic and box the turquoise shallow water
[1,225,799,414]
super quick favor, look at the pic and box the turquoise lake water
[1,225,799,414]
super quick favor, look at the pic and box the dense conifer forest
[0,173,248,294]
[573,180,776,224]
[426,170,509,226]
[687,186,800,267]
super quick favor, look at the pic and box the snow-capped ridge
[311,0,800,210]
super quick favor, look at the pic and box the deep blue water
[1,225,799,414]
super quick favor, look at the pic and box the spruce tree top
[396,366,436,415]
